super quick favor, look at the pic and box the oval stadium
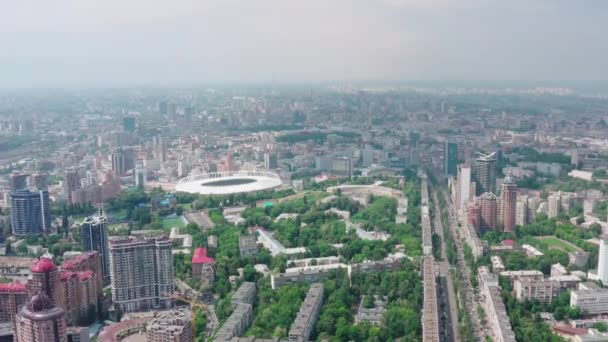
[175,170,283,195]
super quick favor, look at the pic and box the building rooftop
[31,257,57,273]
[192,247,214,264]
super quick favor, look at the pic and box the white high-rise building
[109,236,174,313]
[597,236,608,285]
[548,193,561,218]
[457,165,472,215]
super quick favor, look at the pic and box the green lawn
[537,236,582,253]
[162,216,186,230]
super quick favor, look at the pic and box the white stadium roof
[175,170,283,195]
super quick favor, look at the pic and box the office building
[111,147,131,176]
[571,289,608,315]
[501,174,517,232]
[15,292,68,342]
[0,281,27,323]
[80,213,110,284]
[288,284,324,342]
[480,192,498,232]
[146,309,193,342]
[192,248,215,288]
[10,189,51,235]
[108,236,173,313]
[475,152,497,195]
[444,142,458,176]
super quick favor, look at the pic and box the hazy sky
[1,0,607,86]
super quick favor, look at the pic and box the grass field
[537,236,582,253]
[161,216,186,230]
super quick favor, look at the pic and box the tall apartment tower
[15,292,68,342]
[80,213,110,285]
[27,258,62,309]
[456,164,472,215]
[501,174,518,233]
[516,195,529,226]
[63,169,81,205]
[10,189,51,235]
[111,148,127,176]
[598,236,608,285]
[444,142,458,177]
[548,194,561,219]
[108,236,174,313]
[134,160,147,188]
[10,172,29,192]
[479,192,498,232]
[474,152,497,195]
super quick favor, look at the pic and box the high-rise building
[444,142,458,177]
[0,281,27,323]
[15,292,68,342]
[30,172,48,190]
[501,174,517,233]
[159,101,168,116]
[61,251,105,299]
[10,189,51,235]
[111,148,127,176]
[548,194,561,219]
[134,160,146,188]
[108,236,173,313]
[479,192,498,231]
[64,169,81,205]
[474,152,497,195]
[122,116,136,132]
[27,258,62,309]
[80,214,110,285]
[332,156,352,178]
[263,152,277,170]
[10,172,29,192]
[154,136,168,163]
[466,201,481,231]
[456,164,472,215]
[516,195,529,226]
[597,236,608,285]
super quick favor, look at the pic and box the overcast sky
[1,0,607,87]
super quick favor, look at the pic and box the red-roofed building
[553,324,588,339]
[62,251,104,293]
[502,240,516,247]
[28,257,63,310]
[192,248,215,288]
[59,268,101,326]
[0,281,27,323]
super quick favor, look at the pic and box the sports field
[537,236,582,253]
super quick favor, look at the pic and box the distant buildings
[80,213,110,284]
[108,236,174,313]
[475,152,497,195]
[10,189,51,235]
[288,283,324,342]
[15,292,68,342]
[548,194,561,219]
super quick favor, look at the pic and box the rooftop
[192,247,214,264]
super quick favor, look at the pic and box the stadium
[175,170,283,195]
